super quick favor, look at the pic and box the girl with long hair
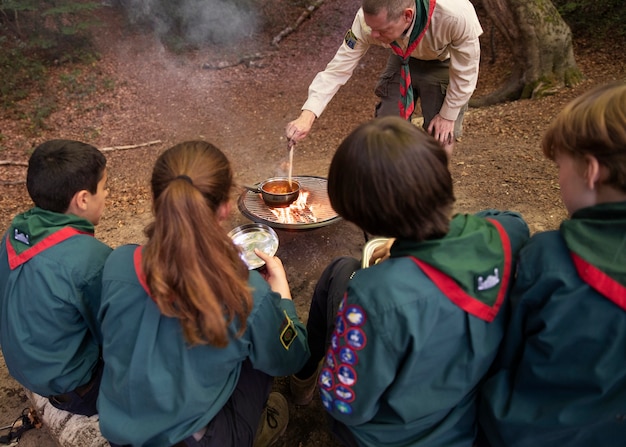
[97,141,310,447]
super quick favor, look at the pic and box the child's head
[27,139,108,224]
[144,141,250,348]
[542,82,626,214]
[328,116,455,240]
[150,140,233,214]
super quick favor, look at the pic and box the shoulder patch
[344,29,358,49]
[279,310,298,350]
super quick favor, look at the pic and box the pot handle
[242,184,261,193]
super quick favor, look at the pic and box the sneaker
[253,392,289,447]
[289,363,321,406]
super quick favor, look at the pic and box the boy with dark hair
[0,139,112,416]
[290,117,529,447]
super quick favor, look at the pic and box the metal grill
[237,176,341,230]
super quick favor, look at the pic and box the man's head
[27,139,108,224]
[363,0,415,44]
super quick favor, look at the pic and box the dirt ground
[0,1,625,446]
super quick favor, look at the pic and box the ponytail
[142,142,252,347]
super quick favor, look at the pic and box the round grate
[237,175,341,230]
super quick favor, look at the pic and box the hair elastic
[175,175,193,185]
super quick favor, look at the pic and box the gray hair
[362,0,414,21]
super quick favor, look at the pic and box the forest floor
[0,0,625,446]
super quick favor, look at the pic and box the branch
[202,53,266,70]
[100,140,162,152]
[0,161,28,167]
[0,180,25,185]
[271,0,325,47]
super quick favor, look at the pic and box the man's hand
[427,114,455,145]
[286,110,316,142]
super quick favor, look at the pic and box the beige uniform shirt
[302,0,483,121]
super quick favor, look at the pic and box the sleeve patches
[344,29,358,49]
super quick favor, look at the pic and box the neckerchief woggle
[389,0,435,119]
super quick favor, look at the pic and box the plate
[362,237,391,269]
[228,223,279,270]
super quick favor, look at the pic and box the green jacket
[0,207,111,395]
[98,244,310,446]
[479,201,626,446]
[320,210,529,447]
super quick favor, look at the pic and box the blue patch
[335,315,346,335]
[337,364,357,386]
[319,367,335,391]
[345,328,367,350]
[335,385,355,403]
[339,347,358,366]
[335,400,353,414]
[325,351,337,370]
[345,305,366,327]
[331,332,339,351]
[344,29,358,49]
[320,389,334,410]
[338,295,347,314]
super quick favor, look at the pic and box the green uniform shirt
[98,244,310,446]
[479,201,626,446]
[320,210,529,447]
[0,207,111,395]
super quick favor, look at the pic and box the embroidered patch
[13,229,30,245]
[325,351,337,370]
[335,315,346,335]
[337,364,357,386]
[335,385,355,403]
[320,389,334,410]
[344,29,358,49]
[279,311,297,350]
[319,367,335,391]
[345,305,366,326]
[345,327,367,350]
[331,332,340,351]
[339,346,358,366]
[477,267,500,291]
[334,400,353,414]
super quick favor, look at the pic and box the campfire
[238,175,340,230]
[269,190,318,224]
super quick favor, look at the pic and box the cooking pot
[244,177,301,208]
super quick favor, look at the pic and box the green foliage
[0,1,103,130]
[553,0,626,41]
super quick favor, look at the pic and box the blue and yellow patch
[344,29,358,49]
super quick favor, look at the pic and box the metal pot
[244,177,301,208]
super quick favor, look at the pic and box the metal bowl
[228,223,279,270]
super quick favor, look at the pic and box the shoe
[253,392,288,447]
[289,363,321,406]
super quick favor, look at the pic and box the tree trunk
[472,0,583,107]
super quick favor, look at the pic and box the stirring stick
[288,140,295,188]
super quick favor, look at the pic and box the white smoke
[119,0,259,45]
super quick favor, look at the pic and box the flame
[269,190,318,223]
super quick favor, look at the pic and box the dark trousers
[109,359,272,447]
[48,358,103,417]
[296,257,361,447]
[374,54,468,138]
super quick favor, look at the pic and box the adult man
[286,0,482,152]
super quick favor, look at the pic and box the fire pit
[237,175,341,230]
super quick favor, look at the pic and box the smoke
[119,0,259,45]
